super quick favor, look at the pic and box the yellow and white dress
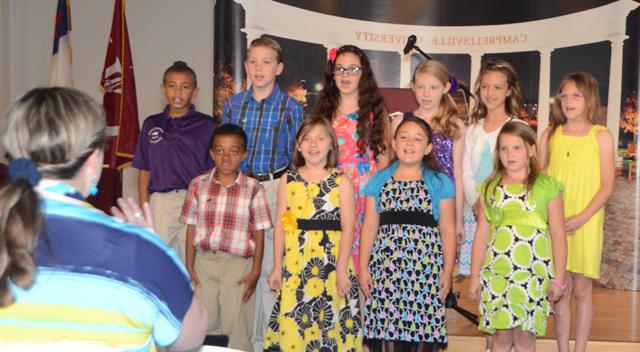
[547,125,607,279]
[264,169,362,352]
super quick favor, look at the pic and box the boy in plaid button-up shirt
[180,124,272,351]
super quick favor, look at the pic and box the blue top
[222,84,304,174]
[0,181,193,350]
[364,160,454,221]
[132,104,216,193]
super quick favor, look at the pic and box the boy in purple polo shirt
[133,60,216,263]
[221,36,304,351]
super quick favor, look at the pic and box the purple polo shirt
[133,104,216,193]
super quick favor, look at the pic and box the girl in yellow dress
[265,116,362,351]
[539,72,615,352]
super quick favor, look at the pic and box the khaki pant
[150,190,187,264]
[196,250,254,351]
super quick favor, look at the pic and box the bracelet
[551,278,566,291]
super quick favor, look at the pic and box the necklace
[561,125,591,157]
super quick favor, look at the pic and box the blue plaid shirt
[222,84,304,174]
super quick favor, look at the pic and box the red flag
[100,0,139,170]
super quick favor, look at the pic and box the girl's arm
[267,175,288,290]
[337,175,356,297]
[538,128,552,170]
[565,129,615,234]
[438,197,456,302]
[358,196,380,298]
[547,192,567,302]
[467,199,491,301]
[452,121,466,242]
[185,225,199,286]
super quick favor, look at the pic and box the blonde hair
[292,116,338,169]
[482,121,540,205]
[0,87,106,306]
[248,36,283,63]
[412,60,462,140]
[548,72,601,143]
[470,59,524,124]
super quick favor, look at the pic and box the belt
[247,168,287,182]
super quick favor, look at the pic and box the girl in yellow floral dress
[265,116,362,352]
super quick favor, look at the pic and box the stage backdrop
[214,0,640,291]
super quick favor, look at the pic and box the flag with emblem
[100,0,139,169]
[49,0,72,87]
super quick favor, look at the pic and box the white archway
[236,0,638,145]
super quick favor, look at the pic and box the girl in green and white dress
[468,121,567,352]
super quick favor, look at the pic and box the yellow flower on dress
[334,172,341,185]
[305,277,324,298]
[326,271,339,300]
[307,183,320,197]
[282,333,304,352]
[303,243,323,262]
[285,252,302,275]
[281,211,297,233]
[304,323,321,343]
[329,187,340,207]
[306,230,323,245]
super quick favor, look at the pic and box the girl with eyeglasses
[311,45,391,277]
[538,72,615,352]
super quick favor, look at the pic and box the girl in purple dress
[392,60,465,259]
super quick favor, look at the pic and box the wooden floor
[446,276,640,346]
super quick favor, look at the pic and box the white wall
[0,0,214,200]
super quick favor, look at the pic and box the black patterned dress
[364,177,447,347]
[264,169,362,352]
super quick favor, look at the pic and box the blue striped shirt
[221,84,304,174]
[0,181,193,351]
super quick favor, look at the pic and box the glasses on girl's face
[333,66,363,76]
[557,92,585,101]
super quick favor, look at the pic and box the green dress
[478,174,563,336]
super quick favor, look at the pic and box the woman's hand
[188,270,200,288]
[336,269,352,298]
[111,197,155,231]
[564,215,585,235]
[267,267,282,291]
[438,274,452,303]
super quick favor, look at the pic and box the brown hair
[163,60,197,87]
[547,72,601,144]
[311,45,388,159]
[248,35,283,63]
[292,116,339,169]
[470,59,524,124]
[482,121,540,204]
[393,115,441,172]
[0,87,106,307]
[412,59,462,140]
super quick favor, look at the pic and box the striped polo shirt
[0,181,193,351]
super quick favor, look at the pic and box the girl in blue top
[359,115,456,351]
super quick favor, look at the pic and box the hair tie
[448,75,459,94]
[8,157,42,187]
[328,47,338,64]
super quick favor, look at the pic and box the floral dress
[332,112,378,272]
[264,169,362,352]
[478,175,563,336]
[364,177,447,347]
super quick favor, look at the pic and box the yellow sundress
[547,125,607,279]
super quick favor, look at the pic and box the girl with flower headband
[265,116,361,351]
[359,116,456,351]
[468,121,567,352]
[311,44,391,275]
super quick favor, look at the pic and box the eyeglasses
[333,66,363,76]
[557,92,585,101]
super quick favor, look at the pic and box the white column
[537,48,553,138]
[469,52,484,99]
[606,34,627,149]
[400,52,412,88]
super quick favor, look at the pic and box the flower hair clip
[328,47,338,64]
